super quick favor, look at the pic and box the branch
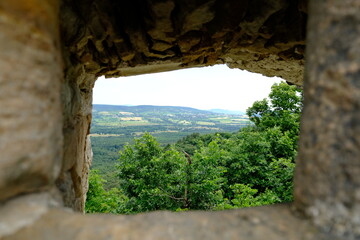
[156,187,185,201]
[182,150,192,165]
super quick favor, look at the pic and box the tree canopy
[86,82,302,214]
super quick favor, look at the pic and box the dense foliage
[90,105,249,187]
[86,170,127,213]
[86,82,302,213]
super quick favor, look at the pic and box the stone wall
[61,0,307,85]
[0,0,359,239]
[58,0,309,212]
[294,0,360,237]
[56,57,95,212]
[0,0,63,204]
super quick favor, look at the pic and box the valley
[90,104,250,182]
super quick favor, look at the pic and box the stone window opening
[1,1,359,239]
[88,66,287,214]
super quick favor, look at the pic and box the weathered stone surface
[0,1,360,240]
[4,204,322,240]
[294,0,360,238]
[0,192,61,238]
[60,0,307,84]
[56,60,95,212]
[57,0,308,207]
[57,0,307,211]
[0,0,62,202]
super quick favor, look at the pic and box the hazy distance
[93,65,283,112]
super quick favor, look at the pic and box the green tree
[222,82,303,203]
[118,133,188,212]
[117,133,229,212]
[247,82,302,138]
[85,170,128,213]
[247,82,302,152]
[225,127,272,191]
[188,139,227,209]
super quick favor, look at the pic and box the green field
[90,104,250,185]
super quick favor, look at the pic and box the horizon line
[92,103,246,113]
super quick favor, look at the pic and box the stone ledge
[4,203,323,240]
[0,191,62,238]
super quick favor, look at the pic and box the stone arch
[59,0,308,211]
[0,0,359,239]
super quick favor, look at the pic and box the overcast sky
[93,65,283,111]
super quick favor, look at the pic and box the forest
[86,82,302,214]
[91,102,249,186]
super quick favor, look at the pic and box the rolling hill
[90,104,250,186]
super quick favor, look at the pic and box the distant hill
[91,104,249,139]
[93,104,216,115]
[90,104,250,187]
[208,109,245,115]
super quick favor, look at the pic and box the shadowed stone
[0,0,359,239]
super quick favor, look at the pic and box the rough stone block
[4,204,321,240]
[0,1,62,202]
